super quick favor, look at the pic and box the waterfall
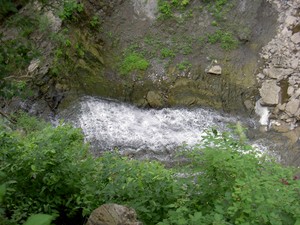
[60,96,260,161]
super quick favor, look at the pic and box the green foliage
[158,0,190,18]
[177,60,191,71]
[208,30,238,50]
[160,129,300,225]
[1,115,299,225]
[0,37,36,100]
[203,0,234,22]
[158,1,173,18]
[0,0,17,18]
[59,0,84,21]
[89,15,101,28]
[161,48,175,58]
[49,29,86,77]
[14,112,48,133]
[120,52,149,75]
[0,38,34,76]
[0,114,182,224]
[94,153,183,224]
[0,116,95,223]
[23,214,53,225]
[0,183,5,203]
[6,14,37,37]
[37,15,51,32]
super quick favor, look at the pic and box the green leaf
[294,219,300,225]
[23,214,54,225]
[0,184,6,202]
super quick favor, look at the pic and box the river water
[58,96,290,163]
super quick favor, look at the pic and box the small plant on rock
[120,52,149,76]
[59,0,84,21]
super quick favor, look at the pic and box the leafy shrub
[23,214,53,225]
[0,0,17,19]
[0,37,36,100]
[159,130,300,225]
[176,60,191,71]
[208,30,238,50]
[6,14,37,37]
[158,0,190,18]
[119,52,149,75]
[93,153,184,224]
[161,48,175,58]
[0,117,96,224]
[89,15,101,28]
[0,115,182,224]
[59,0,84,21]
[1,114,299,225]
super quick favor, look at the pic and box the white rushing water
[61,96,258,160]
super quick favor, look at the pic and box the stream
[58,96,289,163]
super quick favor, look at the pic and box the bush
[0,115,182,224]
[161,48,175,58]
[94,153,183,224]
[1,115,299,225]
[0,117,96,224]
[0,0,17,18]
[158,0,190,18]
[208,30,238,50]
[119,52,149,75]
[176,60,191,71]
[159,130,300,225]
[59,0,84,21]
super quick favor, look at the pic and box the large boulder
[259,80,281,106]
[86,204,143,225]
[262,68,293,79]
[285,98,300,116]
[207,65,222,75]
[291,32,300,44]
[146,91,164,108]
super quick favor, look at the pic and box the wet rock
[283,127,300,144]
[271,120,291,133]
[207,65,222,75]
[244,99,254,111]
[146,91,164,108]
[259,80,280,105]
[86,204,142,225]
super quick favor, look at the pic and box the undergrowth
[0,114,299,225]
[119,52,149,76]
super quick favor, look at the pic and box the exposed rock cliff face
[57,0,278,116]
[256,0,300,132]
[1,0,299,165]
[0,0,287,121]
